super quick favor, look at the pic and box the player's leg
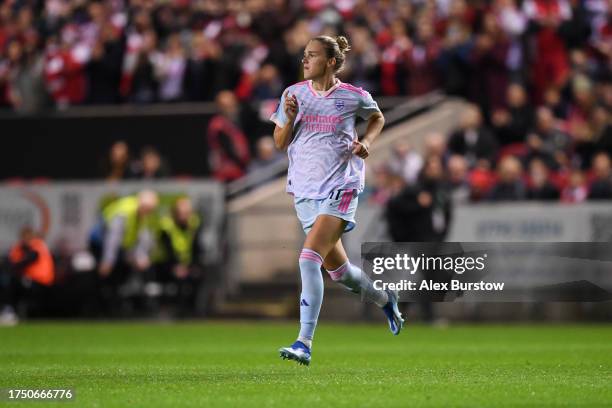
[324,240,404,335]
[298,215,346,342]
[323,240,386,303]
[279,214,345,365]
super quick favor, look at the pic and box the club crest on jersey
[335,99,345,111]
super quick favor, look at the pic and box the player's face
[302,41,332,80]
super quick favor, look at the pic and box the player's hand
[98,262,113,278]
[173,264,190,279]
[134,256,151,272]
[284,92,298,123]
[492,109,510,126]
[418,191,432,207]
[352,140,370,159]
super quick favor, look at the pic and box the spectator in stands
[558,0,592,50]
[184,32,222,102]
[155,197,203,315]
[437,0,475,98]
[468,11,511,117]
[126,29,160,104]
[132,146,171,179]
[367,164,406,206]
[99,140,137,181]
[447,154,471,203]
[526,158,560,200]
[247,135,286,186]
[251,64,284,101]
[567,48,597,89]
[155,33,187,103]
[404,16,442,96]
[4,226,55,321]
[206,90,251,182]
[388,141,423,186]
[525,106,572,170]
[85,21,124,105]
[561,168,588,203]
[386,155,452,321]
[342,26,379,94]
[542,85,568,119]
[468,161,498,202]
[523,0,572,103]
[447,104,498,168]
[492,83,535,146]
[592,105,612,156]
[567,73,597,145]
[424,132,448,159]
[4,38,47,113]
[492,0,527,80]
[488,155,526,200]
[378,18,412,96]
[386,155,452,242]
[43,31,88,108]
[588,152,612,199]
[573,103,609,169]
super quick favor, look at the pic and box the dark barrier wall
[0,97,404,180]
[1,113,215,179]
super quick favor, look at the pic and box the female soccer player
[270,35,404,366]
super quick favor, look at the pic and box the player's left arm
[352,110,385,159]
[353,90,384,159]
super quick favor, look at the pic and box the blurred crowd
[0,0,609,112]
[1,0,611,190]
[369,105,611,223]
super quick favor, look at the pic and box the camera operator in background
[154,196,204,316]
[0,226,55,324]
[90,190,159,313]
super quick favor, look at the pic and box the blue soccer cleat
[279,341,311,366]
[382,289,404,335]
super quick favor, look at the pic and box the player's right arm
[271,90,298,151]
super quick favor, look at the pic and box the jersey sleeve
[356,90,381,120]
[269,89,289,127]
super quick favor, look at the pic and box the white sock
[297,248,324,343]
[327,262,388,307]
[297,336,312,348]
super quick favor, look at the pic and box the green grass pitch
[1,322,611,407]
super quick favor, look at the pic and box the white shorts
[294,189,359,234]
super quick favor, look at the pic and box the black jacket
[385,181,452,242]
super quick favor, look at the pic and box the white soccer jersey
[270,79,381,199]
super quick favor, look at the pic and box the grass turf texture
[1,322,611,407]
